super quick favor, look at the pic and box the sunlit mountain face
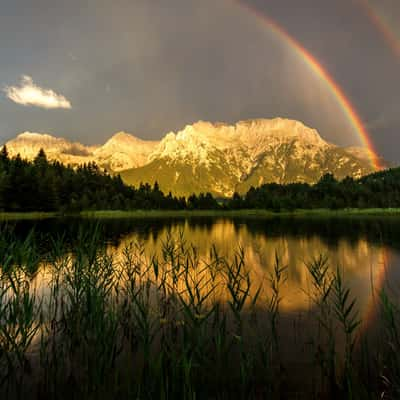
[120,119,380,196]
[4,131,159,171]
[3,118,379,197]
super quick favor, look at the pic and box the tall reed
[0,226,398,399]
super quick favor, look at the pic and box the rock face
[3,131,158,171]
[93,132,159,171]
[4,132,96,167]
[121,118,378,196]
[2,118,379,196]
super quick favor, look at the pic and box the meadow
[2,208,400,222]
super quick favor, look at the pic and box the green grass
[0,212,58,220]
[80,208,400,219]
[2,208,400,221]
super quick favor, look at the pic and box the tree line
[228,169,400,210]
[0,146,399,212]
[0,147,190,212]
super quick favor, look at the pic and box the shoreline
[2,208,400,220]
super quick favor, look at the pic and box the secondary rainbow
[358,0,400,58]
[232,0,381,170]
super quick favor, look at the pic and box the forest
[228,168,400,210]
[0,146,399,212]
[0,146,189,212]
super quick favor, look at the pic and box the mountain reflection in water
[6,216,397,324]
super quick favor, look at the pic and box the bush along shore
[0,226,399,399]
[1,146,400,213]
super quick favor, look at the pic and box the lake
[4,215,400,314]
[1,215,400,398]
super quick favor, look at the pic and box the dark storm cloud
[0,0,399,161]
[240,0,400,161]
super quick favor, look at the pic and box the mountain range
[2,118,381,197]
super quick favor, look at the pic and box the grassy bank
[0,212,59,220]
[81,208,400,219]
[2,208,400,221]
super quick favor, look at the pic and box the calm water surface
[3,216,400,321]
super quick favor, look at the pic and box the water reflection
[2,215,400,398]
[1,216,398,319]
[108,219,389,316]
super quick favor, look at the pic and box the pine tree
[0,145,8,162]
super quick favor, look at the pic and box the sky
[0,0,399,162]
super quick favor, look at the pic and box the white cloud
[4,75,71,109]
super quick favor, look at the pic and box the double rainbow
[232,0,382,170]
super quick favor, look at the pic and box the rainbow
[358,0,400,58]
[231,0,382,170]
[361,247,391,333]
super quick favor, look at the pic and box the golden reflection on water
[111,219,388,315]
[31,219,388,322]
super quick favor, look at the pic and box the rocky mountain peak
[151,118,329,165]
[235,118,327,146]
[121,118,379,197]
[94,131,159,171]
[2,118,381,197]
[5,132,92,159]
[106,131,141,145]
[16,132,54,141]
